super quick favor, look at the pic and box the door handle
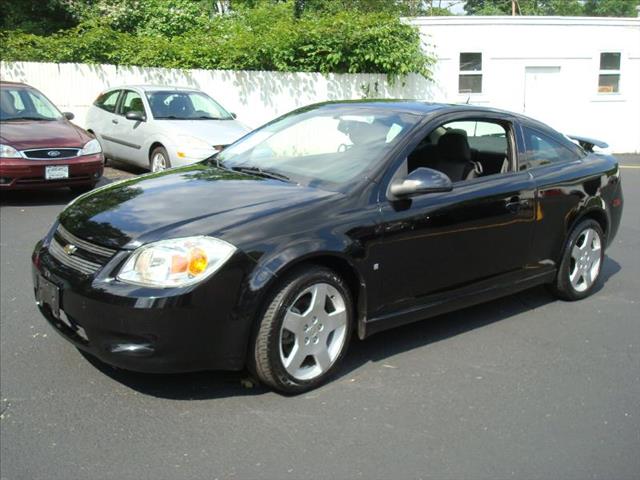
[112,119,119,124]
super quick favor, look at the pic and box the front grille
[22,148,81,159]
[48,224,117,275]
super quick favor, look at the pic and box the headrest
[438,129,471,163]
[0,90,17,115]
[129,97,144,112]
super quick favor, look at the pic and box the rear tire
[150,146,171,172]
[550,219,604,301]
[250,266,353,394]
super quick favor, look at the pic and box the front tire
[250,266,353,394]
[150,146,171,172]
[550,219,604,301]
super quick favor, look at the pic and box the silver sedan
[85,85,251,172]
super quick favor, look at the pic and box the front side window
[459,52,482,94]
[0,87,63,121]
[146,91,232,120]
[522,127,579,169]
[120,90,146,116]
[598,52,621,93]
[407,118,510,182]
[217,106,420,188]
[95,90,120,113]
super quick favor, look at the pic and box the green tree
[465,0,582,15]
[583,0,640,17]
[465,0,640,16]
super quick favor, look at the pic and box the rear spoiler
[567,134,609,153]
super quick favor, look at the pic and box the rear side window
[94,90,120,113]
[522,127,580,169]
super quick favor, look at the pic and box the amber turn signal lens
[188,248,208,276]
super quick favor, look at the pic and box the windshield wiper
[154,115,189,120]
[231,165,291,182]
[2,116,55,121]
[195,115,224,120]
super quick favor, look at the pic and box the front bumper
[0,154,103,190]
[32,235,258,373]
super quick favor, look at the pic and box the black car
[32,101,624,393]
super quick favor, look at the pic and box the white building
[409,16,640,153]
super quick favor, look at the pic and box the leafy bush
[0,3,433,78]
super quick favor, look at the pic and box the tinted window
[120,90,145,116]
[522,127,579,169]
[95,90,120,113]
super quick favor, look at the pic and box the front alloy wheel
[251,266,353,394]
[150,146,170,172]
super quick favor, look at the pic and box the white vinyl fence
[0,61,434,131]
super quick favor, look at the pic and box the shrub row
[1,4,434,78]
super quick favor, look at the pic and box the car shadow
[0,163,144,207]
[0,187,80,207]
[82,256,622,400]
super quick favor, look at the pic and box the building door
[523,66,562,125]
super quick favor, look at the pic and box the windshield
[0,86,63,121]
[216,105,420,189]
[146,90,233,120]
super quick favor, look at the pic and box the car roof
[103,85,202,93]
[0,81,31,89]
[310,99,525,117]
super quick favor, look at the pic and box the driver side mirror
[388,167,453,199]
[230,112,237,119]
[62,112,75,121]
[125,111,146,122]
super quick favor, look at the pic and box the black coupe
[33,101,624,393]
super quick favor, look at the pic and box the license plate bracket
[45,165,69,180]
[36,274,60,319]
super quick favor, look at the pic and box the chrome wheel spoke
[283,343,306,370]
[314,348,332,372]
[326,308,347,333]
[310,283,329,314]
[571,244,582,260]
[282,310,305,336]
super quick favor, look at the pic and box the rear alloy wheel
[550,219,604,301]
[251,266,353,394]
[150,146,171,172]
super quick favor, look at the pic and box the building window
[598,52,620,93]
[459,52,482,94]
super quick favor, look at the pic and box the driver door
[372,116,536,316]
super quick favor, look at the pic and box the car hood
[0,119,88,150]
[157,119,251,145]
[58,163,336,250]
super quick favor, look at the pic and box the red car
[0,81,103,192]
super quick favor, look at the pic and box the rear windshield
[0,86,63,121]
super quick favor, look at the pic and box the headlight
[80,138,102,156]
[0,144,21,158]
[117,236,236,288]
[176,135,215,159]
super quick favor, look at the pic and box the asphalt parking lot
[1,156,639,480]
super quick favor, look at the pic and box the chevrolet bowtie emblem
[63,244,78,255]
